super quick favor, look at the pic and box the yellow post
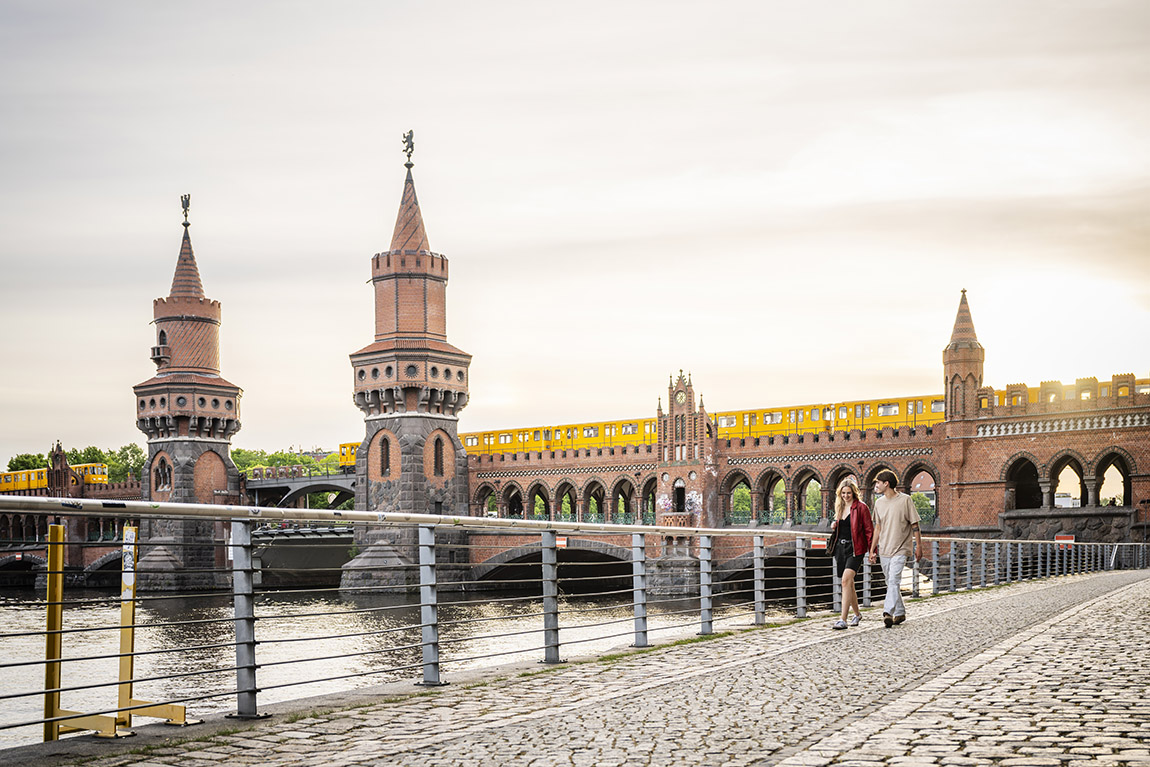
[116,526,138,729]
[43,523,65,742]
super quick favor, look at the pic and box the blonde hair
[834,479,861,521]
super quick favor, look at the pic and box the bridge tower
[656,371,719,528]
[943,289,984,420]
[342,144,472,589]
[132,197,242,590]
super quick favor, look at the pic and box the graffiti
[657,494,672,513]
[685,491,702,513]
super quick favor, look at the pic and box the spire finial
[180,193,190,228]
[402,129,414,169]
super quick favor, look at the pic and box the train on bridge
[0,463,108,492]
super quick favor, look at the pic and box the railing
[0,495,1145,750]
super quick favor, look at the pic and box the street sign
[810,538,827,550]
[1055,534,1075,550]
[556,536,568,549]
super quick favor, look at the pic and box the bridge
[243,466,356,508]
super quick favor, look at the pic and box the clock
[675,391,686,404]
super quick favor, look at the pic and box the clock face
[675,391,686,404]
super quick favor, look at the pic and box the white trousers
[880,554,907,617]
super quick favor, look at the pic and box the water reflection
[0,587,788,749]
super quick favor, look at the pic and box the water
[0,587,790,748]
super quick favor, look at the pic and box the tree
[805,481,822,511]
[66,446,106,466]
[911,492,935,524]
[732,484,751,513]
[7,453,47,471]
[106,444,146,482]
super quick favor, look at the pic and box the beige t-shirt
[873,492,921,557]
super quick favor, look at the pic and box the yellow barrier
[43,524,199,741]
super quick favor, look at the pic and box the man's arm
[910,522,924,561]
[868,518,881,563]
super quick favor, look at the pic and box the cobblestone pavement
[26,570,1150,767]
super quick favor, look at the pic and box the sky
[1,0,1148,463]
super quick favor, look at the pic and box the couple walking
[830,469,924,630]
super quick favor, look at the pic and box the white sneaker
[849,614,861,627]
[832,619,847,630]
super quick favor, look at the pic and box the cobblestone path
[28,570,1150,767]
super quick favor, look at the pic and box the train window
[717,416,736,428]
[1100,386,1109,397]
[621,423,638,435]
[797,410,804,423]
[1079,390,1091,400]
[931,400,945,412]
[465,437,478,446]
[788,410,796,423]
[865,405,872,417]
[583,426,599,438]
[917,400,924,414]
[544,429,552,440]
[877,403,899,417]
[605,425,615,436]
[810,408,819,421]
[645,422,656,434]
[743,414,756,426]
[1136,385,1150,395]
[764,412,781,424]
[499,434,512,444]
[823,408,833,421]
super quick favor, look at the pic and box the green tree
[67,446,106,466]
[805,480,822,511]
[106,444,146,482]
[7,453,47,471]
[732,484,751,512]
[771,484,785,511]
[911,492,935,523]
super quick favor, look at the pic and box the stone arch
[192,449,227,505]
[1047,449,1089,509]
[719,469,753,525]
[86,550,124,572]
[609,475,639,524]
[754,469,787,524]
[150,450,173,501]
[901,458,942,527]
[791,465,824,525]
[1003,452,1042,511]
[500,480,525,519]
[422,428,454,487]
[861,463,897,508]
[581,477,607,522]
[1092,447,1136,507]
[639,475,658,524]
[525,481,551,521]
[554,479,578,522]
[472,482,498,516]
[0,553,46,570]
[367,427,400,482]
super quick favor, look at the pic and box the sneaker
[832,620,848,630]
[849,614,861,627]
[883,613,893,628]
[893,614,906,625]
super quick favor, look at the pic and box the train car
[0,463,107,492]
[338,442,359,471]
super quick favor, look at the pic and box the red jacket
[830,500,874,556]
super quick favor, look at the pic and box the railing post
[1016,542,1023,581]
[911,544,920,599]
[230,519,259,718]
[795,539,808,618]
[631,533,650,646]
[831,547,842,617]
[931,540,940,596]
[699,535,713,635]
[43,524,65,742]
[965,542,973,590]
[540,530,562,664]
[417,524,443,685]
[752,535,766,626]
[993,541,1001,585]
[979,541,987,587]
[1005,540,1013,584]
[863,558,873,606]
[948,541,957,592]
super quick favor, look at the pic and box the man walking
[867,469,923,628]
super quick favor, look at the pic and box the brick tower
[655,371,718,527]
[341,140,472,590]
[943,289,984,420]
[133,196,242,589]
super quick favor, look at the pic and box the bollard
[632,534,650,646]
[43,524,65,742]
[699,535,713,636]
[752,535,766,626]
[795,539,808,618]
[230,520,260,718]
[417,525,444,685]
[541,531,562,664]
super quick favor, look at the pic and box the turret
[943,289,984,420]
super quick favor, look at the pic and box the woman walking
[830,479,873,630]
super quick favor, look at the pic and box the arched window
[158,330,167,345]
[433,437,444,477]
[380,437,391,477]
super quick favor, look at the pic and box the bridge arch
[581,478,607,522]
[500,481,525,519]
[0,553,46,570]
[554,479,578,522]
[472,482,498,516]
[791,465,824,524]
[1047,450,1088,509]
[472,538,632,593]
[639,476,658,523]
[754,469,787,524]
[525,482,551,521]
[1091,447,1135,507]
[608,475,639,524]
[718,469,753,525]
[901,458,942,527]
[1002,452,1042,511]
[861,463,896,507]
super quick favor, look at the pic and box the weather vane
[180,194,190,227]
[402,130,414,167]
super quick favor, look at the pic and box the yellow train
[0,463,109,492]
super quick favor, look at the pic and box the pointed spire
[390,167,431,253]
[169,222,205,298]
[947,289,982,350]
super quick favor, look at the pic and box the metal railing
[0,495,1145,749]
